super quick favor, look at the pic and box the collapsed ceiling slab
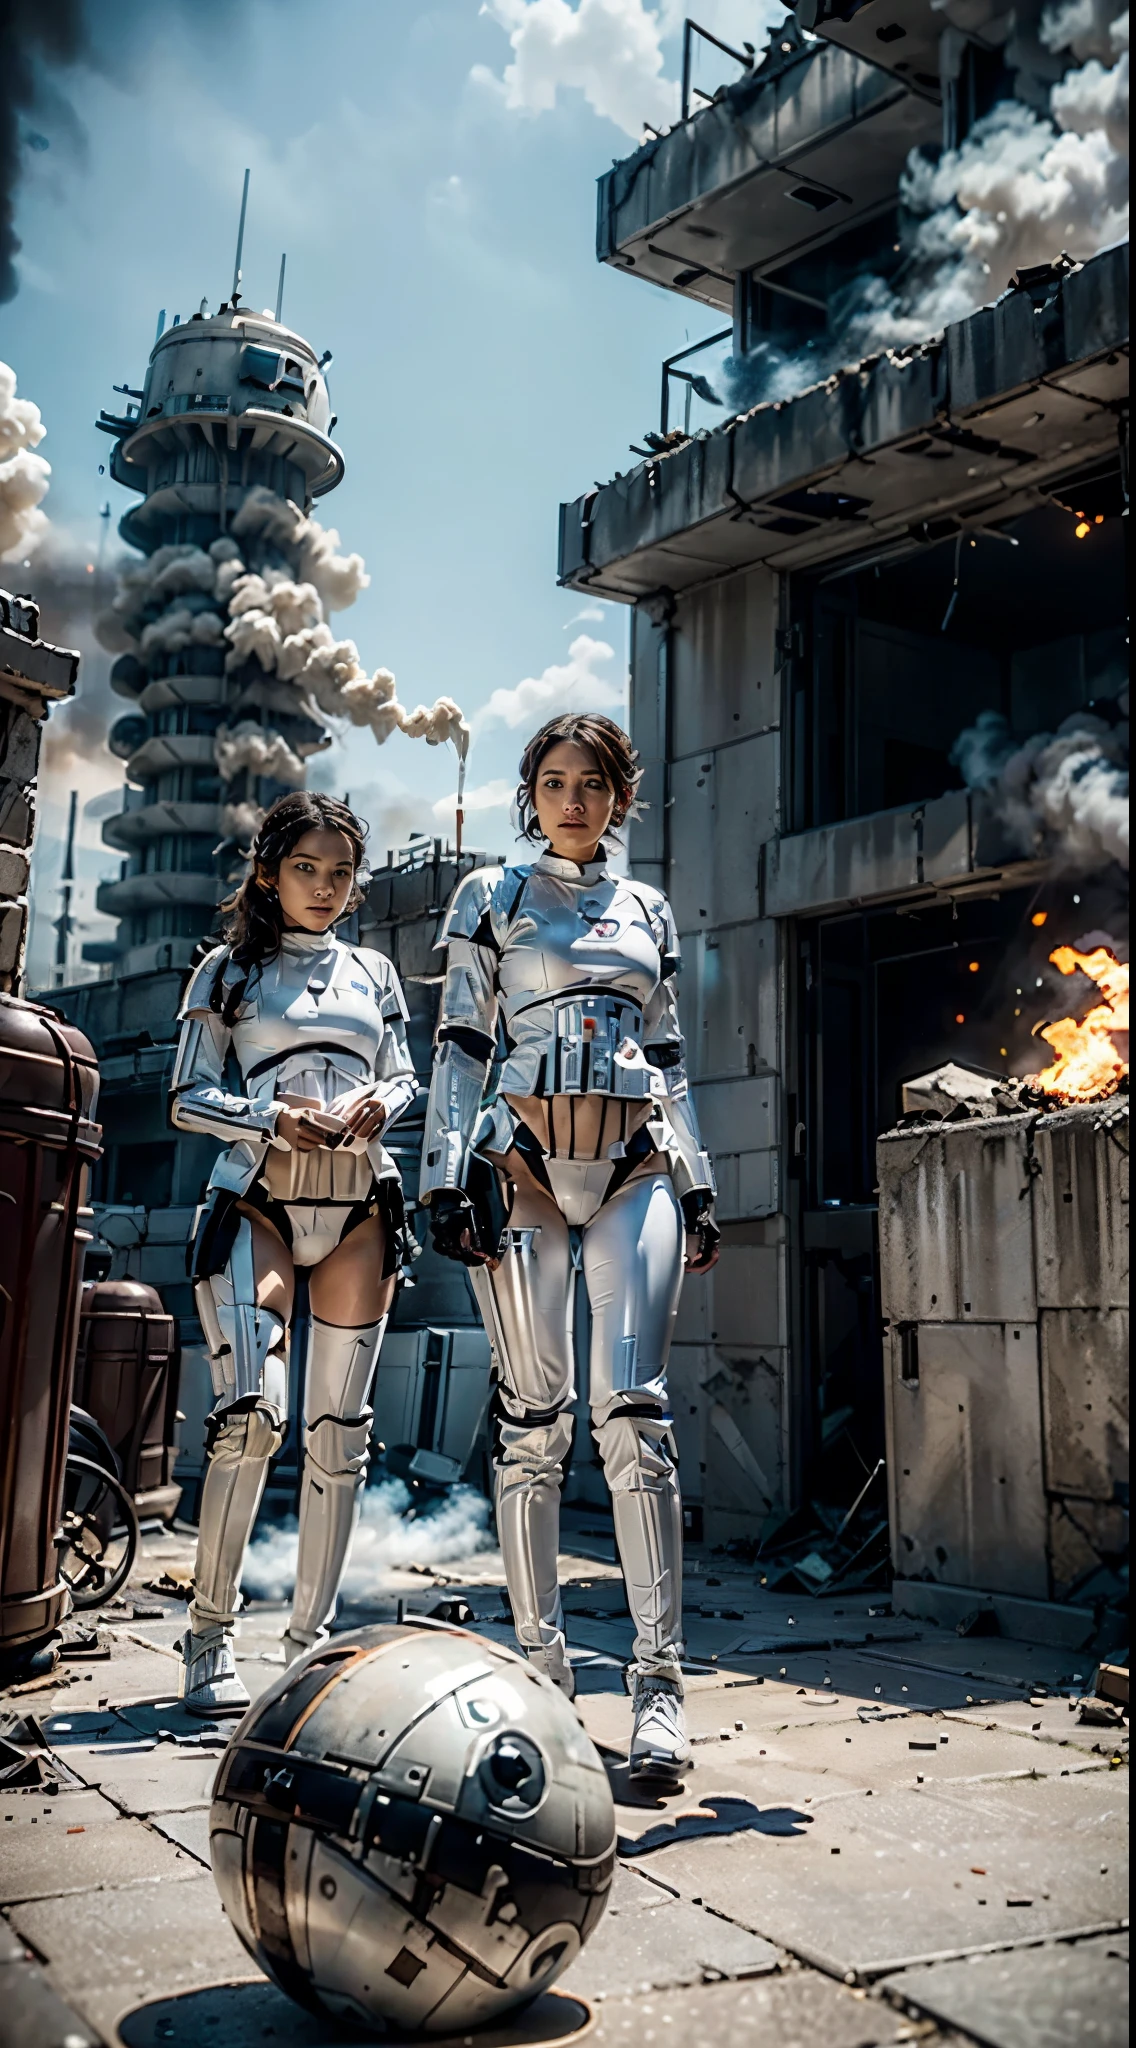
[559,245,1129,601]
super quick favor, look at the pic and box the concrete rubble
[0,1514,1126,2048]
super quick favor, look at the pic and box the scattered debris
[0,1738,62,1791]
[1077,1696,1127,1728]
[144,1567,192,1598]
[1095,1661,1129,1709]
[59,1629,110,1661]
[427,1596,475,1627]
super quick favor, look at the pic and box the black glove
[428,1190,485,1266]
[680,1191,721,1267]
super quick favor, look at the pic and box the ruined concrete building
[558,0,1129,1615]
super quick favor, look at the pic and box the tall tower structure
[95,303,341,973]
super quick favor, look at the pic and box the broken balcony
[598,27,938,316]
[560,245,1128,601]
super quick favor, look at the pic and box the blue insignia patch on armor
[350,979,370,996]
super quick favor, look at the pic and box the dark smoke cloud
[0,2,86,302]
[0,0,255,302]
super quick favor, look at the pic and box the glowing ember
[1029,946,1129,1103]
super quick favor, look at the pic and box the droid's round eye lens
[490,1741,532,1790]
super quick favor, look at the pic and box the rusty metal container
[72,1280,181,1523]
[0,994,101,1665]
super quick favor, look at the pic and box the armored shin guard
[188,1397,287,1637]
[493,1401,576,1695]
[595,1407,684,1681]
[287,1317,385,1651]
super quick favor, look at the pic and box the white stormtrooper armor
[421,850,715,1779]
[170,929,417,1714]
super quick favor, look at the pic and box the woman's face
[267,826,356,932]
[531,740,616,863]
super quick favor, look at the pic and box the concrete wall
[630,565,791,1541]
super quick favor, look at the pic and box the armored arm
[419,871,502,1202]
[355,953,419,1132]
[641,901,716,1208]
[169,949,283,1144]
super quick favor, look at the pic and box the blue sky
[1,0,779,980]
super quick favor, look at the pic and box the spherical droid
[209,1621,616,2034]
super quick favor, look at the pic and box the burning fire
[1029,946,1129,1104]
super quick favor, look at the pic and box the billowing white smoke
[242,1477,494,1603]
[219,799,268,846]
[726,8,1129,408]
[0,361,50,561]
[98,485,469,849]
[951,703,1130,871]
[214,722,307,787]
[229,487,370,614]
[96,536,245,652]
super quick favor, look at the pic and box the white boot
[629,1668,690,1784]
[527,1643,576,1700]
[282,1625,326,1667]
[179,1626,251,1718]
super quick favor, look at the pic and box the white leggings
[472,1163,686,1681]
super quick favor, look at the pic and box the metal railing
[680,18,755,122]
[659,328,732,437]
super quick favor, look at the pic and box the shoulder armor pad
[178,944,231,1019]
[624,879,678,955]
[436,864,506,948]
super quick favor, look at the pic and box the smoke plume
[97,484,469,851]
[951,702,1130,871]
[725,9,1129,410]
[242,1477,494,1604]
[214,722,307,787]
[0,2,86,303]
[0,360,50,559]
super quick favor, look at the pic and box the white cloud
[564,603,607,627]
[475,0,679,138]
[432,776,515,824]
[474,632,626,732]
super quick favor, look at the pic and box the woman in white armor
[420,714,719,1783]
[170,792,417,1715]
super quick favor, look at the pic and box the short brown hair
[515,713,642,845]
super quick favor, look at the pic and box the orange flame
[1029,946,1129,1103]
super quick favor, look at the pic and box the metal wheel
[59,1454,140,1609]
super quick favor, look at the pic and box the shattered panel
[886,1321,1048,1598]
[1040,1307,1129,1502]
[1047,1496,1129,1599]
[877,1114,1037,1324]
[1033,1102,1130,1311]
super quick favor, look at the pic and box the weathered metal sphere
[209,1620,615,2034]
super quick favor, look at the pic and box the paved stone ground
[0,1513,1127,2048]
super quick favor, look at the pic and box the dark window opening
[788,495,1127,832]
[111,1141,175,1209]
